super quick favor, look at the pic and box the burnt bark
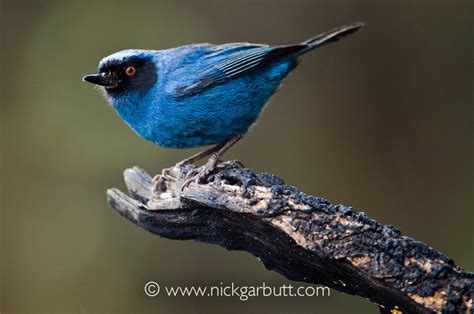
[107,164,472,313]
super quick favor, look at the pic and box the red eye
[125,66,136,76]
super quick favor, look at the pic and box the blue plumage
[100,45,297,148]
[83,22,365,190]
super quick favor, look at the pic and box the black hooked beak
[82,73,120,88]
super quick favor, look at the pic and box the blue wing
[172,23,366,96]
[175,44,305,96]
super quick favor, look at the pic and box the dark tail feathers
[298,21,366,55]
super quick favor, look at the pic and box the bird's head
[83,50,158,96]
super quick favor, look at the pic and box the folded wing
[175,44,305,96]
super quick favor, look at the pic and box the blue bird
[83,22,365,191]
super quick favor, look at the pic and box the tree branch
[107,164,472,313]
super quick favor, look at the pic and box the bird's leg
[175,142,226,167]
[152,141,229,193]
[181,134,243,191]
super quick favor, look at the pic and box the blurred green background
[1,0,472,313]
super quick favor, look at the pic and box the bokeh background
[1,0,472,313]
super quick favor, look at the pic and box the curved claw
[180,168,200,191]
[180,158,219,191]
[152,168,175,193]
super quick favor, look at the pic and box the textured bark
[107,164,472,313]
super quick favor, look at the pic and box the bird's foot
[180,165,215,191]
[180,159,244,191]
[151,167,176,193]
[153,159,245,194]
[181,157,219,191]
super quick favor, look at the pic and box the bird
[83,22,365,192]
